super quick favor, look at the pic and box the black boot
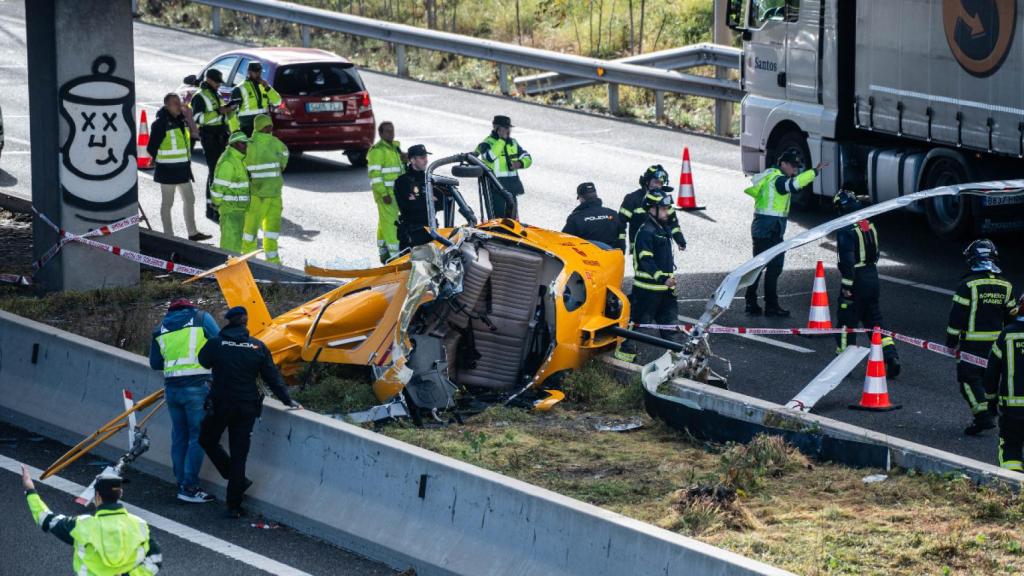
[964,412,995,436]
[745,302,763,315]
[764,305,790,318]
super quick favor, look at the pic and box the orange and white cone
[850,327,900,411]
[137,109,153,170]
[676,147,705,211]
[807,260,832,329]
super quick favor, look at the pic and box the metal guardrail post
[131,0,139,16]
[498,63,510,96]
[608,84,619,115]
[212,6,222,35]
[301,24,310,47]
[395,44,408,77]
[655,91,665,122]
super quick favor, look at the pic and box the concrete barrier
[603,358,1021,488]
[0,310,792,576]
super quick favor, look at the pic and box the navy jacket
[198,324,294,407]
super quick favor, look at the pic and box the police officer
[618,165,686,253]
[832,190,901,377]
[231,61,282,137]
[983,295,1024,472]
[367,121,405,263]
[241,114,289,264]
[948,239,1015,435]
[149,297,220,503]
[562,182,624,250]
[394,144,440,251]
[614,190,679,363]
[743,151,827,317]
[211,132,251,252]
[475,115,532,219]
[198,306,302,518]
[191,68,237,221]
[22,466,163,575]
[148,92,210,241]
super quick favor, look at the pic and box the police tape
[0,273,32,286]
[636,323,989,368]
[32,208,205,276]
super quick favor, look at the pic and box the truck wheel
[345,149,368,168]
[770,131,815,210]
[923,156,972,238]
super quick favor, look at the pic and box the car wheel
[923,156,972,238]
[345,149,368,168]
[769,130,815,210]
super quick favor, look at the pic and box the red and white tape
[0,273,32,286]
[32,208,204,276]
[637,323,989,368]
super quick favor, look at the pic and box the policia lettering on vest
[743,151,827,317]
[983,296,1024,472]
[22,467,163,575]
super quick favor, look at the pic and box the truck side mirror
[725,0,748,32]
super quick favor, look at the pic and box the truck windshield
[751,0,798,26]
[274,63,365,96]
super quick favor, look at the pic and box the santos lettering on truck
[725,0,1024,236]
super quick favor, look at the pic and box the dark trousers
[619,286,679,356]
[486,177,523,220]
[833,267,898,363]
[957,343,992,416]
[199,126,229,221]
[199,401,258,508]
[744,234,785,308]
[998,415,1024,471]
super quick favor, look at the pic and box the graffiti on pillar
[58,55,137,213]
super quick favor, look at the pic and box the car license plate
[305,102,345,113]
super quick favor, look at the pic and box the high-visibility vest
[236,80,282,120]
[211,147,250,211]
[367,139,404,202]
[155,313,211,378]
[988,324,1024,409]
[192,86,230,128]
[948,275,1015,343]
[27,492,155,576]
[476,135,532,178]
[744,168,816,218]
[155,123,190,165]
[245,132,289,198]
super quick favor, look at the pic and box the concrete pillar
[26,0,139,291]
[608,84,619,115]
[395,44,408,77]
[713,0,734,137]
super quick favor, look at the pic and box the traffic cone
[676,147,705,211]
[850,327,901,411]
[807,260,832,329]
[137,110,153,170]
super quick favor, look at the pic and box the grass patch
[561,360,643,413]
[292,365,378,415]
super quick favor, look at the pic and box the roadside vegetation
[3,234,1023,573]
[135,0,737,134]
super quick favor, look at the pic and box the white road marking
[2,150,31,155]
[678,314,815,354]
[0,453,315,576]
[878,274,955,296]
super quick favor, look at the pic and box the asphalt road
[1,4,1023,467]
[0,421,396,576]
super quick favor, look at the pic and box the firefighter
[147,92,210,241]
[614,190,679,363]
[367,121,405,263]
[190,68,237,222]
[832,189,901,377]
[210,132,251,252]
[394,144,440,251]
[475,115,531,219]
[231,61,281,137]
[198,306,302,518]
[22,467,163,575]
[983,295,1024,472]
[563,182,624,250]
[743,151,827,317]
[241,114,289,264]
[618,165,687,253]
[948,239,1016,435]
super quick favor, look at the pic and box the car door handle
[777,72,787,87]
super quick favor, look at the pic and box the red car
[178,47,376,166]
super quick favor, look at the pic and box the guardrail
[185,0,743,135]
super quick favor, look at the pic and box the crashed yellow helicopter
[190,152,634,423]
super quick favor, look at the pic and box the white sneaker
[177,489,215,503]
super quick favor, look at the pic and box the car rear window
[274,63,365,96]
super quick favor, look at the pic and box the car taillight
[358,92,371,114]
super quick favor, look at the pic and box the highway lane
[1,4,1022,465]
[0,421,396,576]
